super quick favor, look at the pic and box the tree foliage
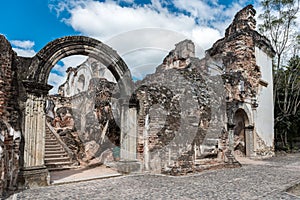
[274,56,300,149]
[259,0,300,150]
[259,0,299,68]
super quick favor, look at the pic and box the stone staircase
[44,125,75,171]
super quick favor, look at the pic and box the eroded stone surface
[0,4,277,196]
[9,153,300,200]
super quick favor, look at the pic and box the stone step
[45,161,75,170]
[45,137,57,140]
[45,161,74,166]
[45,149,66,156]
[45,140,60,144]
[45,146,61,150]
[45,148,64,152]
[47,166,76,172]
[45,138,56,142]
[45,137,58,140]
[45,144,61,148]
[45,137,55,139]
[45,157,71,164]
[45,141,59,145]
[45,124,75,171]
[45,153,68,158]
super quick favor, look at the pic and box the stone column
[117,99,140,173]
[251,99,258,155]
[245,125,255,157]
[143,114,150,171]
[228,123,235,152]
[18,81,52,189]
[120,106,137,160]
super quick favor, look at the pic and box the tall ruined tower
[207,5,275,157]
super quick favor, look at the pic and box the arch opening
[233,108,250,157]
[27,36,133,97]
[23,36,136,178]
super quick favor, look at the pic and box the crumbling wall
[206,5,260,103]
[0,35,21,197]
[48,78,120,166]
[136,5,275,173]
[0,35,13,120]
[136,40,226,174]
[206,5,275,157]
[255,133,275,157]
[58,57,116,97]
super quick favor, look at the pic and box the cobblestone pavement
[9,153,300,200]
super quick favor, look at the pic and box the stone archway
[20,36,137,187]
[26,36,133,94]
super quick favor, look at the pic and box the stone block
[116,161,141,174]
[18,166,49,189]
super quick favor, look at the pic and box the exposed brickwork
[207,5,259,102]
[0,35,13,120]
[0,35,21,197]
[47,78,120,166]
[0,4,276,194]
[206,5,275,158]
[135,40,227,174]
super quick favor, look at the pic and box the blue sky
[0,0,257,93]
[0,0,78,51]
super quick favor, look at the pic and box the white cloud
[191,27,222,51]
[12,48,36,57]
[173,0,224,23]
[64,1,197,40]
[47,0,256,90]
[10,40,36,57]
[11,40,35,49]
[51,0,225,74]
[122,48,168,79]
[48,73,68,94]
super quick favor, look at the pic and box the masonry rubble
[48,78,120,166]
[0,35,23,198]
[0,4,276,197]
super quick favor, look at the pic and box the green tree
[274,56,300,149]
[259,0,299,69]
[259,0,300,149]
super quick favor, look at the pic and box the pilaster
[117,99,141,173]
[18,81,52,188]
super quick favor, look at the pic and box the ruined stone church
[0,5,274,196]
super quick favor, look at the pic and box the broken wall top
[207,4,275,58]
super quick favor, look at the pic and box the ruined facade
[0,35,136,197]
[0,4,275,197]
[206,5,275,158]
[47,78,121,169]
[58,57,116,97]
[0,36,22,197]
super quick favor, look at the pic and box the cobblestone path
[9,153,300,200]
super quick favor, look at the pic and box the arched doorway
[20,36,138,187]
[233,108,251,157]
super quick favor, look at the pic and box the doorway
[233,109,251,157]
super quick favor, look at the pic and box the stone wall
[135,40,227,174]
[58,57,116,97]
[134,5,275,173]
[0,35,13,120]
[48,78,121,166]
[0,4,276,193]
[207,5,260,102]
[0,35,21,197]
[206,5,275,157]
